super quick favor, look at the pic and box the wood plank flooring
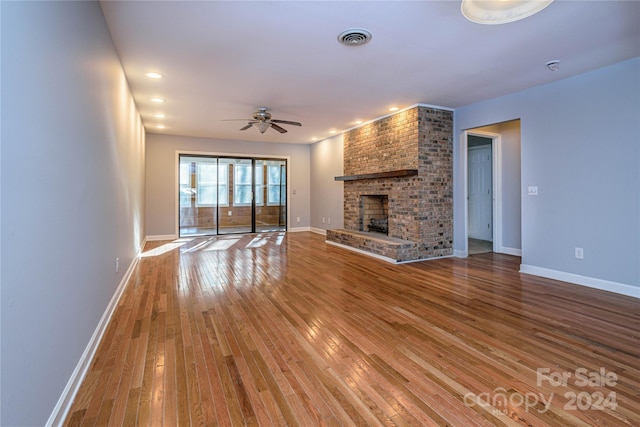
[65,232,640,426]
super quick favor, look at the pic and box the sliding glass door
[179,155,287,237]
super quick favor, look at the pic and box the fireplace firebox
[360,195,389,235]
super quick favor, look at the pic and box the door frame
[462,130,503,255]
[175,150,291,237]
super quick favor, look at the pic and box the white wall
[455,58,640,294]
[310,134,344,232]
[146,133,311,237]
[1,2,146,425]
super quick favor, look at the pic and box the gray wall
[310,134,344,231]
[146,133,311,237]
[1,2,146,425]
[455,58,640,288]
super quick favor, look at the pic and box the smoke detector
[546,60,560,71]
[337,28,372,46]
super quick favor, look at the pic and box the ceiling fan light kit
[255,122,271,134]
[461,0,554,24]
[222,107,302,135]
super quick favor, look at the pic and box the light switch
[528,186,538,196]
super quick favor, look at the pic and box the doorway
[463,120,522,257]
[468,137,493,254]
[178,155,287,237]
[465,132,499,255]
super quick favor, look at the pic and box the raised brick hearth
[326,106,453,262]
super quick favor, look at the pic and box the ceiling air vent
[337,28,372,46]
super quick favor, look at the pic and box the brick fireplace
[326,106,453,262]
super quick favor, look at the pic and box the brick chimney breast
[327,106,453,262]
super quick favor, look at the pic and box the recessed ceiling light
[311,137,318,141]
[155,124,166,129]
[146,72,162,79]
[388,106,399,112]
[329,129,337,134]
[354,120,363,125]
[461,0,554,25]
[150,97,165,103]
[153,113,166,119]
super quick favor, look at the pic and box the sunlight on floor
[144,232,287,256]
[204,237,241,251]
[140,241,188,257]
[246,234,269,248]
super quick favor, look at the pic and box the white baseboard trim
[46,254,141,426]
[310,227,327,236]
[498,246,522,256]
[287,226,311,233]
[454,249,468,258]
[146,234,178,241]
[519,264,639,299]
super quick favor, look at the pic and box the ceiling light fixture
[461,0,554,25]
[153,113,166,119]
[255,122,270,134]
[150,97,165,103]
[146,72,162,79]
[388,106,399,112]
[155,124,166,129]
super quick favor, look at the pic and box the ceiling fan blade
[271,119,302,126]
[239,123,253,131]
[221,118,252,121]
[270,123,287,133]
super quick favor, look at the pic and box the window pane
[218,165,229,206]
[180,163,192,207]
[267,164,284,205]
[268,165,280,185]
[268,186,280,204]
[236,185,251,204]
[197,163,218,205]
[198,185,216,205]
[233,164,252,206]
[255,165,263,205]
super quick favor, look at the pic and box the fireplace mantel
[334,169,418,182]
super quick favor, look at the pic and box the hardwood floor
[65,232,640,426]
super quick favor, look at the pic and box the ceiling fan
[222,108,302,134]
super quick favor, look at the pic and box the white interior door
[468,145,493,241]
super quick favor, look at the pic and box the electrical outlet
[115,257,120,273]
[228,211,232,216]
[296,216,301,223]
[575,247,584,259]
[528,186,538,196]
[322,217,325,224]
[328,218,331,224]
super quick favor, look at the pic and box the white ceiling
[100,0,640,144]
